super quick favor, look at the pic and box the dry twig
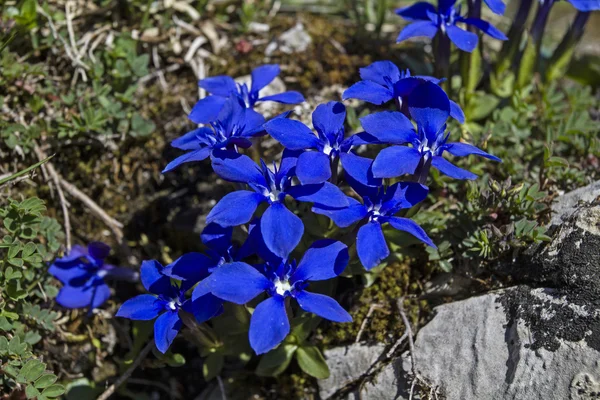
[355,303,383,343]
[97,341,153,400]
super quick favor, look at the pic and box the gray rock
[550,180,600,226]
[319,343,385,399]
[265,23,312,56]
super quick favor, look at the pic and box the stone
[550,180,600,226]
[265,23,312,56]
[319,343,385,399]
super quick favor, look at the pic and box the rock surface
[550,180,600,226]
[265,23,312,56]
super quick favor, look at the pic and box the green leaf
[295,346,330,379]
[19,359,45,383]
[0,336,9,354]
[25,384,41,399]
[0,155,54,186]
[8,335,27,355]
[0,316,13,331]
[130,113,155,137]
[202,353,224,381]
[42,384,66,398]
[255,344,297,377]
[35,373,58,389]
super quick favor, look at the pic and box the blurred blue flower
[204,240,351,354]
[264,101,381,185]
[49,242,136,311]
[190,64,305,124]
[207,150,349,259]
[116,256,223,353]
[313,180,435,270]
[367,82,500,180]
[342,61,465,123]
[560,0,600,11]
[163,98,265,173]
[396,0,507,52]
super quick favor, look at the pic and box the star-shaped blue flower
[49,242,137,310]
[342,61,465,123]
[207,150,349,259]
[361,82,500,180]
[396,0,507,52]
[313,180,435,270]
[190,64,305,124]
[163,98,265,173]
[116,255,223,353]
[202,239,351,354]
[264,101,378,185]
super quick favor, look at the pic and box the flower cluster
[115,61,500,356]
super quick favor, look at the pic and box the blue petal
[206,190,265,227]
[342,81,394,105]
[461,18,507,40]
[312,101,346,137]
[49,264,89,285]
[483,0,506,14]
[199,76,237,97]
[397,21,438,42]
[312,197,368,228]
[103,266,138,282]
[292,240,349,282]
[385,216,436,248]
[444,142,501,162]
[238,218,282,265]
[261,202,304,259]
[395,2,437,21]
[163,148,211,173]
[201,223,233,254]
[141,260,172,295]
[56,280,110,309]
[249,296,290,355]
[163,253,211,289]
[296,151,331,185]
[239,108,267,137]
[359,111,416,144]
[183,293,223,323]
[52,245,87,267]
[339,152,382,194]
[210,150,266,185]
[372,146,422,178]
[189,96,227,124]
[431,156,478,180]
[381,182,429,211]
[392,77,425,101]
[116,294,161,320]
[154,310,182,354]
[171,128,207,150]
[206,262,271,304]
[449,100,466,124]
[407,81,450,139]
[446,25,478,52]
[263,118,320,150]
[287,182,349,208]
[295,291,352,323]
[359,61,401,86]
[259,92,305,104]
[567,0,600,11]
[251,64,280,93]
[88,242,110,261]
[357,221,389,270]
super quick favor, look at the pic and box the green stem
[545,11,590,82]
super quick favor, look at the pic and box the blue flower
[190,64,305,124]
[116,255,223,353]
[206,150,349,259]
[313,181,435,270]
[163,98,265,173]
[49,242,137,310]
[396,0,507,52]
[263,101,379,185]
[203,240,351,354]
[363,82,500,180]
[342,61,465,123]
[561,0,600,11]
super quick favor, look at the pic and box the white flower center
[167,300,178,311]
[323,144,333,156]
[273,278,292,296]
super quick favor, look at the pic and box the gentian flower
[163,98,265,173]
[313,181,435,270]
[190,64,305,124]
[556,0,600,11]
[116,255,223,353]
[203,240,351,354]
[396,0,507,52]
[364,82,500,180]
[342,61,465,123]
[264,101,379,185]
[207,150,349,258]
[49,242,136,310]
